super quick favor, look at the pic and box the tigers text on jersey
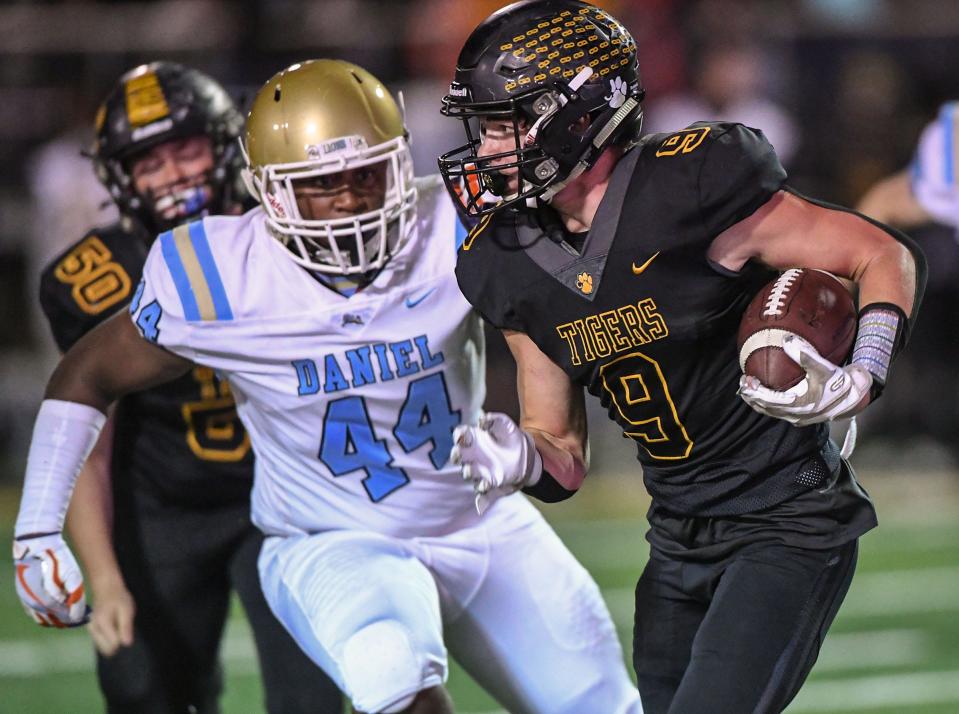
[456,123,844,518]
[911,101,959,228]
[40,223,253,506]
[132,177,485,538]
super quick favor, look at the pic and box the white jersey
[132,177,487,538]
[911,101,959,228]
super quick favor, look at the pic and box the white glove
[12,533,90,628]
[739,335,873,426]
[450,412,543,515]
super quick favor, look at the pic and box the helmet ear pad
[520,82,642,189]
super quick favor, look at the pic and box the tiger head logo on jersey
[242,60,417,276]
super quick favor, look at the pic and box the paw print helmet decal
[606,76,627,108]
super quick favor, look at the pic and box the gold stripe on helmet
[124,69,171,128]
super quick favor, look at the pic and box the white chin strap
[537,162,588,204]
[564,67,595,100]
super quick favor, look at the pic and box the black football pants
[633,537,858,714]
[96,495,342,714]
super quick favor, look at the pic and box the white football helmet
[242,59,417,274]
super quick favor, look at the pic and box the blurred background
[1,0,958,712]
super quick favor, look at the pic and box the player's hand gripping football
[738,334,872,426]
[450,412,542,515]
[12,533,90,628]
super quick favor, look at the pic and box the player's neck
[307,267,379,297]
[549,147,622,234]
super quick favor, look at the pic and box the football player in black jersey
[440,2,926,713]
[36,62,340,713]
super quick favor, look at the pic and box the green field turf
[1,470,958,714]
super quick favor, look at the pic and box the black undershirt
[567,230,589,253]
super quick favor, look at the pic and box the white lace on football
[243,135,417,275]
[763,268,801,317]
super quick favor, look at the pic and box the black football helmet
[92,61,245,233]
[439,0,644,218]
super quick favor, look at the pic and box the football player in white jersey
[13,59,642,714]
[858,101,959,228]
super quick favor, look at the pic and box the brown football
[737,268,857,390]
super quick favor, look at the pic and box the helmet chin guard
[242,134,416,275]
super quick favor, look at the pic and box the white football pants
[259,493,642,714]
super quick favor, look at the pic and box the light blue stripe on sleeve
[188,221,233,321]
[454,215,470,251]
[160,229,201,321]
[942,104,955,184]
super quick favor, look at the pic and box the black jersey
[40,224,253,506]
[456,122,843,517]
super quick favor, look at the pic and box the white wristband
[851,307,900,384]
[523,432,544,487]
[14,399,106,538]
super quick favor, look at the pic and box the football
[737,268,857,390]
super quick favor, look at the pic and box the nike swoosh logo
[632,251,660,275]
[405,288,437,308]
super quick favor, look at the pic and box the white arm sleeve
[14,399,106,538]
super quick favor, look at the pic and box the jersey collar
[518,145,642,301]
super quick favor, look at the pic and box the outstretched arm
[14,312,191,628]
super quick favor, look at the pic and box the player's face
[129,135,215,223]
[292,163,388,222]
[477,116,529,195]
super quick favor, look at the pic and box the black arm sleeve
[522,469,578,503]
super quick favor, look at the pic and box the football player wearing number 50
[439,1,926,712]
[31,62,342,713]
[16,59,641,714]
